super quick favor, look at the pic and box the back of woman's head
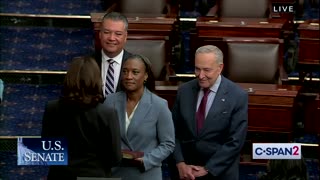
[61,56,104,107]
[266,158,308,180]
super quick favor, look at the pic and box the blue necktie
[105,59,115,95]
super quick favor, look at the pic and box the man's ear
[218,64,224,73]
[144,73,148,81]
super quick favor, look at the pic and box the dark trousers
[195,173,215,180]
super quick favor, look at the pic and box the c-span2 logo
[17,137,68,165]
[253,143,301,159]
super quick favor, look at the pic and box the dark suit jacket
[172,76,248,180]
[41,100,121,180]
[95,50,132,92]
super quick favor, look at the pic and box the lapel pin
[221,99,225,102]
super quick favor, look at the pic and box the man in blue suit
[172,45,248,180]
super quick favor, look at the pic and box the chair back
[120,0,166,14]
[218,0,269,18]
[224,37,284,84]
[125,37,169,80]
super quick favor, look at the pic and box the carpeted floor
[0,26,94,71]
[0,0,104,15]
[0,83,62,136]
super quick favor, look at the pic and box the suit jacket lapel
[200,77,229,135]
[95,50,102,69]
[190,81,201,136]
[126,88,152,140]
[116,92,133,149]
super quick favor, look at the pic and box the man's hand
[176,162,196,180]
[192,166,208,177]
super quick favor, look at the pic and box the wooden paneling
[239,83,300,136]
[196,17,286,38]
[298,21,320,63]
[303,94,320,134]
[190,17,287,74]
[297,20,320,82]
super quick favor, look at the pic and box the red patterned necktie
[196,88,210,134]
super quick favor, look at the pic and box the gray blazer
[172,76,248,180]
[104,88,175,180]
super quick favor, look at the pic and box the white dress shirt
[101,50,124,96]
[196,75,222,118]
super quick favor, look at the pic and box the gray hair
[195,45,224,64]
[101,12,129,31]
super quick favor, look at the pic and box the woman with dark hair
[104,54,175,180]
[259,158,308,180]
[119,54,156,92]
[41,56,121,179]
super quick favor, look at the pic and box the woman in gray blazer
[104,54,175,180]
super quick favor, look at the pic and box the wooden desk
[238,83,300,139]
[155,81,300,140]
[196,17,286,38]
[190,17,287,67]
[155,81,182,109]
[297,21,320,82]
[303,93,320,134]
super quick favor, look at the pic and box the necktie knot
[203,88,210,97]
[108,59,114,64]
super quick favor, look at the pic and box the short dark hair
[123,54,155,92]
[101,12,129,31]
[260,158,308,180]
[61,56,104,107]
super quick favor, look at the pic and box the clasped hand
[177,162,208,180]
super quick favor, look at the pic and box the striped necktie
[105,59,115,95]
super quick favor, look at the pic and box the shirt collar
[205,75,221,93]
[101,50,124,64]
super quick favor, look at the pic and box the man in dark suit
[172,45,248,180]
[96,12,131,96]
